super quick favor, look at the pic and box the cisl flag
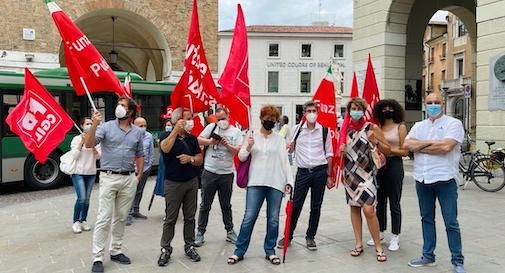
[218,4,250,128]
[171,0,219,113]
[5,68,74,163]
[46,0,126,97]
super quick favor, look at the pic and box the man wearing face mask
[85,97,145,273]
[404,92,466,273]
[125,117,154,225]
[194,108,242,247]
[278,101,333,251]
[158,108,203,266]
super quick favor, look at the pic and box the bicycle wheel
[471,157,505,192]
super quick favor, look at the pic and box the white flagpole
[73,123,83,134]
[79,77,98,113]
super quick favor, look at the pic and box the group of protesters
[68,93,466,273]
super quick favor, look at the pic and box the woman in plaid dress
[341,98,391,262]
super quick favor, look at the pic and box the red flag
[218,4,250,128]
[312,66,337,129]
[46,1,126,97]
[123,73,132,98]
[362,54,381,123]
[189,115,205,137]
[171,0,219,113]
[5,69,74,163]
[332,72,359,186]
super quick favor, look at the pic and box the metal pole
[442,87,449,114]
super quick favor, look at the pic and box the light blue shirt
[95,119,144,172]
[142,131,154,171]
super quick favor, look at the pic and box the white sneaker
[366,233,385,246]
[81,221,92,231]
[388,235,400,251]
[72,222,82,234]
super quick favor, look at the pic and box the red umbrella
[282,187,294,263]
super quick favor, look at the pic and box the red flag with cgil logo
[362,54,381,123]
[46,0,126,97]
[218,4,250,128]
[5,68,74,163]
[171,0,219,113]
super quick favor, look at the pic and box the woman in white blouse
[70,117,101,234]
[228,105,293,266]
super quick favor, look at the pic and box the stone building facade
[353,0,505,148]
[0,0,218,80]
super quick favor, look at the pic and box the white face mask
[306,112,318,123]
[83,124,92,133]
[115,105,127,119]
[184,120,194,132]
[217,119,229,130]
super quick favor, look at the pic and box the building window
[300,72,311,93]
[429,47,434,63]
[301,44,312,58]
[442,70,446,81]
[456,19,467,37]
[455,57,464,78]
[295,104,304,124]
[334,44,344,58]
[442,43,447,58]
[430,72,434,91]
[340,72,344,92]
[268,43,279,57]
[267,71,279,93]
[454,98,464,124]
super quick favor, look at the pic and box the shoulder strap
[210,123,218,135]
[293,121,305,144]
[203,123,218,154]
[322,126,328,154]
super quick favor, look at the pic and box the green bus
[0,68,173,189]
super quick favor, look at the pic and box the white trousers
[92,172,137,262]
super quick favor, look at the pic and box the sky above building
[218,0,448,30]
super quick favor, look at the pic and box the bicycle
[459,141,505,192]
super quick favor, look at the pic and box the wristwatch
[190,156,195,163]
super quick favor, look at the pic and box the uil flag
[5,69,74,163]
[332,72,359,186]
[362,54,381,123]
[218,4,250,128]
[46,0,126,97]
[171,0,219,113]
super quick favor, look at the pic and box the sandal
[350,245,364,257]
[265,255,281,265]
[227,255,243,265]
[376,250,387,262]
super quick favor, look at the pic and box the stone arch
[58,5,171,80]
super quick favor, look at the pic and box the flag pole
[79,77,98,113]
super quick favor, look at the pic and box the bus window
[63,92,83,132]
[2,94,22,136]
[134,95,164,131]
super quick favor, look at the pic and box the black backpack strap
[322,126,328,155]
[293,121,305,144]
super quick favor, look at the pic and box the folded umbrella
[282,187,294,263]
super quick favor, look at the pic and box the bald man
[127,117,154,225]
[404,92,466,273]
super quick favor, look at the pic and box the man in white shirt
[278,101,333,251]
[194,108,242,246]
[404,92,466,273]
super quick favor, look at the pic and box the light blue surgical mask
[426,104,442,118]
[350,110,364,120]
[165,125,172,132]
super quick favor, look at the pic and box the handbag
[59,151,77,175]
[236,154,251,188]
[364,123,386,170]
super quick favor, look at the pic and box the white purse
[59,151,77,175]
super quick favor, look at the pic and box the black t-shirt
[161,133,201,182]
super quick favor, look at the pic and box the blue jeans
[234,186,283,257]
[416,179,464,266]
[72,174,96,223]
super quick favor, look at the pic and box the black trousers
[130,168,151,214]
[289,165,327,240]
[197,170,234,233]
[376,156,404,235]
[160,177,198,253]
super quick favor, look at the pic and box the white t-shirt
[200,123,243,174]
[70,135,101,175]
[406,115,464,184]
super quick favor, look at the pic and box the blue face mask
[165,126,172,132]
[426,104,442,118]
[350,110,364,120]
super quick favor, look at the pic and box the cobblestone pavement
[1,161,504,273]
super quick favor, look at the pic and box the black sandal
[265,255,281,265]
[376,250,387,262]
[350,245,364,257]
[227,255,243,265]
